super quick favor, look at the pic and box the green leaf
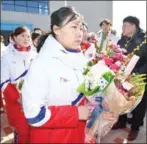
[102,71,114,82]
[83,69,89,75]
[18,79,24,91]
[87,61,93,67]
[77,83,100,96]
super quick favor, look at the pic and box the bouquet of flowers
[77,42,146,143]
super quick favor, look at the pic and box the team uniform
[22,35,88,143]
[1,43,37,143]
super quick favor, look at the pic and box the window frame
[1,0,49,15]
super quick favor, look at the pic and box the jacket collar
[8,43,37,62]
[13,44,31,52]
[38,35,87,70]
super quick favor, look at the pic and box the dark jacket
[118,29,147,76]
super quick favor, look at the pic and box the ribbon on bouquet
[87,96,107,128]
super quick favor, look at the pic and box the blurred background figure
[31,32,41,51]
[82,22,89,41]
[33,28,43,35]
[7,32,15,46]
[0,35,7,56]
[97,19,119,52]
[1,26,37,143]
[113,16,147,141]
[0,35,6,113]
[81,22,97,59]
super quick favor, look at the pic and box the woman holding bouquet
[22,7,91,143]
[1,26,37,143]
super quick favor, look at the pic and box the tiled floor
[1,111,146,144]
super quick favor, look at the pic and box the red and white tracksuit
[22,35,88,143]
[1,44,37,143]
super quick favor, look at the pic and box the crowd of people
[0,6,146,143]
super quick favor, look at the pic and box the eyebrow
[72,19,82,25]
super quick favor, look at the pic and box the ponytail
[37,32,53,53]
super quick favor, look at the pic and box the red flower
[81,41,91,51]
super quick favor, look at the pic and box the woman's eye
[72,26,77,29]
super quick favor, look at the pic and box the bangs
[63,13,83,26]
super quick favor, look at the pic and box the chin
[72,45,81,49]
[23,44,30,47]
[123,33,127,37]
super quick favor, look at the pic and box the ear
[13,36,17,42]
[53,25,60,36]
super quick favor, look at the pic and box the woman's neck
[17,44,27,50]
[14,44,30,52]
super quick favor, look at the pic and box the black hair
[50,6,80,37]
[99,19,112,27]
[37,6,81,53]
[123,16,140,28]
[32,32,41,41]
[83,21,88,31]
[0,35,5,43]
[37,33,50,53]
[34,28,42,32]
[8,32,14,43]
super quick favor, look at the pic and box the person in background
[97,19,119,52]
[82,22,89,41]
[113,16,147,141]
[8,32,15,45]
[81,22,98,59]
[22,6,92,143]
[31,32,41,51]
[0,35,7,56]
[0,34,5,44]
[1,26,37,143]
[4,32,16,54]
[33,27,43,35]
[0,35,6,113]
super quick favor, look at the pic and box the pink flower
[121,48,127,53]
[115,61,122,67]
[110,64,120,71]
[113,53,123,61]
[97,53,107,59]
[103,57,114,66]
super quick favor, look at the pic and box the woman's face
[33,37,40,47]
[55,16,83,49]
[14,30,32,48]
